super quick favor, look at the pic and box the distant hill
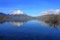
[37,14,60,21]
[0,12,9,20]
[0,12,6,16]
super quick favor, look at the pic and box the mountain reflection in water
[0,20,29,27]
[10,20,60,28]
[10,21,26,26]
[0,20,60,28]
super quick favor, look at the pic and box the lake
[0,20,60,40]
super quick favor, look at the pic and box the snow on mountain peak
[41,9,60,16]
[11,10,24,15]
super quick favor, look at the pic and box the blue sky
[0,0,60,16]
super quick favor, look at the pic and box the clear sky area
[0,0,60,16]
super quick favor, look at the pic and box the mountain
[9,14,33,21]
[8,10,33,21]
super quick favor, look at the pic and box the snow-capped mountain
[8,10,33,21]
[11,10,24,15]
[40,9,60,16]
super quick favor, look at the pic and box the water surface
[0,20,60,40]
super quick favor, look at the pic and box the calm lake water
[0,20,60,40]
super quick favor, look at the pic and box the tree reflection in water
[0,20,6,24]
[44,20,60,28]
[0,20,28,26]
